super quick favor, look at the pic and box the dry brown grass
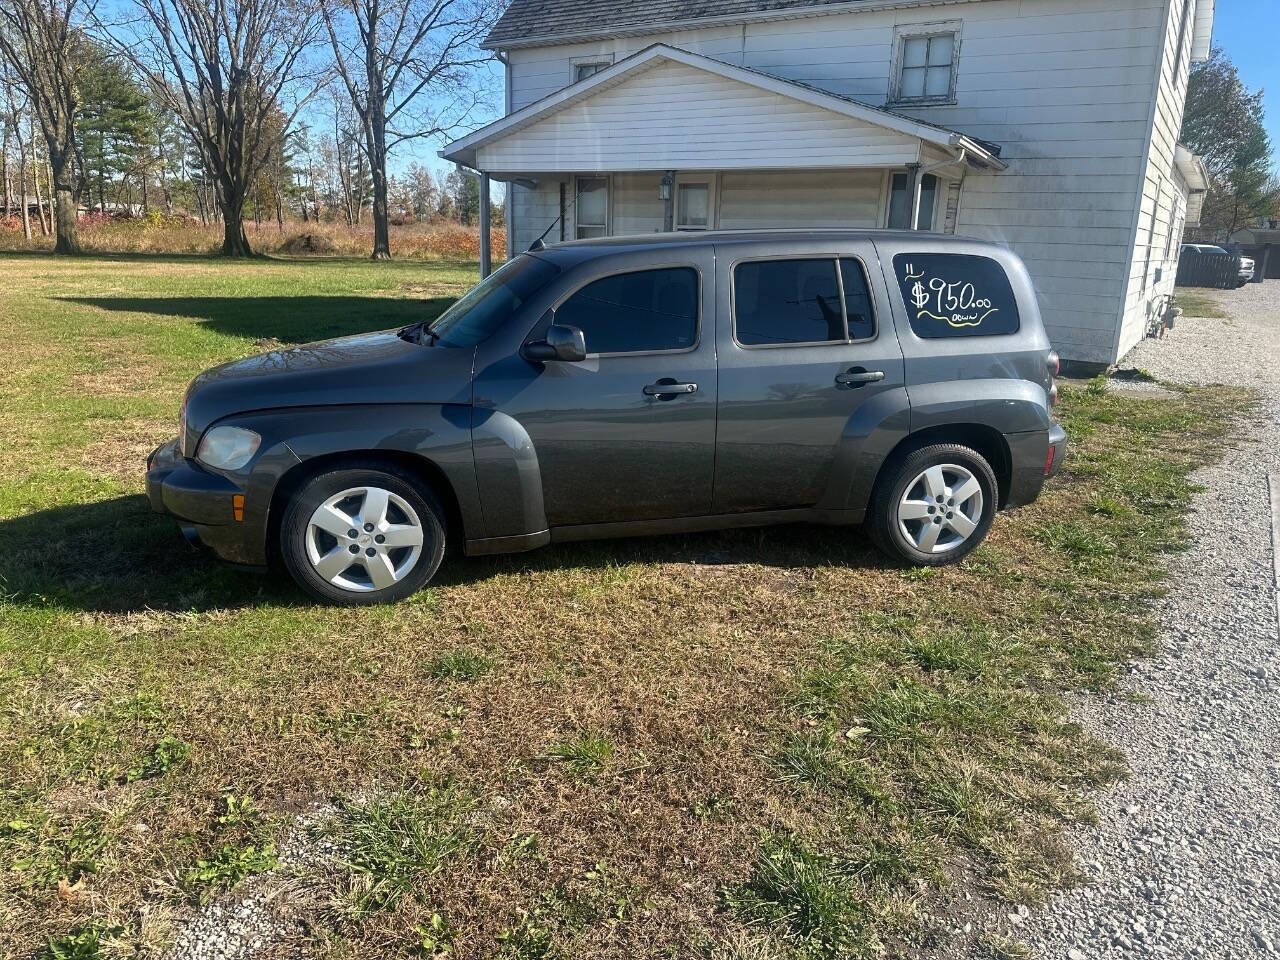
[0,256,1254,960]
[0,215,505,261]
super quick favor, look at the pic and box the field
[0,216,505,262]
[0,253,1251,960]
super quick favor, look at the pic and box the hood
[182,330,475,451]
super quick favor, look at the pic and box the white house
[441,0,1215,369]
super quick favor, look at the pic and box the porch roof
[440,44,1005,177]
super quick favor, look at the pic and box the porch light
[659,172,673,201]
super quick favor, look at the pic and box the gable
[474,58,926,172]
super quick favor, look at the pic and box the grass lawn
[1173,287,1230,319]
[0,253,1253,960]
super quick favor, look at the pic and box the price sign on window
[893,254,1021,339]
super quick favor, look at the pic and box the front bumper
[146,439,261,565]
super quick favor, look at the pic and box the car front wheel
[280,465,446,605]
[868,443,998,567]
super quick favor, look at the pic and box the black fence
[1175,250,1241,288]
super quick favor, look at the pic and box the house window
[887,173,939,231]
[895,32,957,103]
[572,59,612,83]
[575,177,608,239]
[677,183,710,230]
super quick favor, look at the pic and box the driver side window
[555,267,699,355]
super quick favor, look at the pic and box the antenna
[529,181,585,252]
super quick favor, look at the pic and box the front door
[713,249,905,513]
[475,255,717,528]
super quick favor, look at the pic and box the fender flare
[219,404,483,563]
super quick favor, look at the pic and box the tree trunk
[53,184,79,253]
[33,153,48,236]
[219,195,253,257]
[18,149,31,240]
[371,165,390,260]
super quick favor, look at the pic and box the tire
[867,443,999,567]
[279,465,447,605]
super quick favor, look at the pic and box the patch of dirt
[81,418,174,480]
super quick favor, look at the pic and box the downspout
[911,149,967,231]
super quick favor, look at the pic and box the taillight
[1047,351,1061,378]
[1049,383,1059,407]
[1044,446,1057,476]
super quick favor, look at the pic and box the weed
[413,913,457,957]
[726,835,872,958]
[328,783,478,916]
[182,840,278,896]
[545,731,614,779]
[125,734,190,782]
[428,649,496,680]
[40,926,123,960]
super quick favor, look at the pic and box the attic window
[893,29,958,104]
[571,57,613,83]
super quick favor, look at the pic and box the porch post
[906,162,924,231]
[663,170,676,232]
[479,172,492,278]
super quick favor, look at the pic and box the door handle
[835,369,885,386]
[643,381,699,398]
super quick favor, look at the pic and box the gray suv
[147,230,1066,605]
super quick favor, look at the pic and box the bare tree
[320,0,492,259]
[108,0,321,256]
[3,84,30,237]
[0,0,96,252]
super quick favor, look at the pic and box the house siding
[1113,0,1199,363]
[501,0,1197,364]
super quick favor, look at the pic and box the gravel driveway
[1005,283,1280,959]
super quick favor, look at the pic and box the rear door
[712,243,906,514]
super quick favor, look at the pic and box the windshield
[425,254,561,348]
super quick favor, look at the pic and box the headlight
[196,426,261,471]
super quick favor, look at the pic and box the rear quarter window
[893,254,1020,339]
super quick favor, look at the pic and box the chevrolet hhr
[147,231,1067,605]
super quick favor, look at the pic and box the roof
[485,0,974,48]
[1174,145,1209,193]
[441,44,1005,172]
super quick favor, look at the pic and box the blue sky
[1212,0,1279,163]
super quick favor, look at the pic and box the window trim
[676,178,715,231]
[573,175,610,239]
[729,253,881,351]
[542,263,704,359]
[888,22,961,107]
[883,170,940,231]
[569,55,614,83]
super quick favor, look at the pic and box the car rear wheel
[280,466,446,605]
[868,443,998,567]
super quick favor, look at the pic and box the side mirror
[524,323,587,363]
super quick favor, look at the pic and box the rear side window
[839,259,876,341]
[893,254,1020,338]
[734,259,845,345]
[556,267,699,354]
